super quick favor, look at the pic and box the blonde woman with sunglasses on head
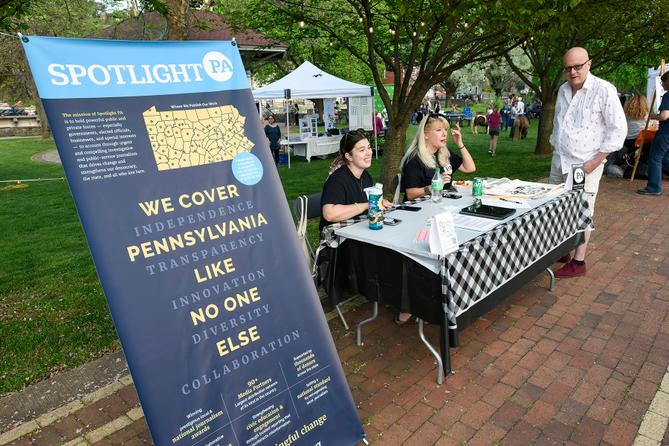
[400,114,476,201]
[395,114,476,325]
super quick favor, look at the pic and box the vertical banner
[322,99,335,130]
[348,97,373,131]
[21,36,364,446]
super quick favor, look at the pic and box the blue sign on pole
[21,35,364,446]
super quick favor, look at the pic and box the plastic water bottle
[431,168,443,203]
[367,184,383,230]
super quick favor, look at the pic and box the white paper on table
[485,179,564,199]
[429,211,459,255]
[481,198,531,209]
[452,213,501,232]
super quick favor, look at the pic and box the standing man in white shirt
[516,97,525,116]
[549,47,627,278]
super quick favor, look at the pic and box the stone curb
[0,301,360,445]
[634,365,669,445]
[0,375,133,445]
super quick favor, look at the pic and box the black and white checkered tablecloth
[317,191,590,326]
[441,190,591,329]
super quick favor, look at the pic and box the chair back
[292,192,322,272]
[635,129,656,148]
[391,173,402,204]
[462,107,473,119]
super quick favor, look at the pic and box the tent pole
[370,89,377,159]
[286,100,291,168]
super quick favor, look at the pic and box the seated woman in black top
[320,129,391,230]
[400,114,476,200]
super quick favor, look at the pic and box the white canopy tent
[253,61,372,99]
[253,61,375,167]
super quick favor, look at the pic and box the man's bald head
[563,47,591,91]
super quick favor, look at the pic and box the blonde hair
[400,114,451,172]
[623,95,648,120]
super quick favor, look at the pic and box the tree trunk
[165,0,189,40]
[21,52,50,138]
[380,118,410,196]
[37,99,50,139]
[535,92,556,155]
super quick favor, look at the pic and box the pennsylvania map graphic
[143,105,254,171]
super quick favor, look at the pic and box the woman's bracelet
[354,202,362,212]
[457,145,467,150]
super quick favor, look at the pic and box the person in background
[508,99,518,139]
[501,98,512,131]
[293,103,300,126]
[450,103,458,113]
[400,114,476,200]
[434,100,441,114]
[622,95,649,150]
[263,115,281,165]
[486,100,494,116]
[638,72,669,196]
[487,107,502,156]
[606,94,650,176]
[605,95,649,177]
[380,108,387,126]
[320,130,391,230]
[373,113,383,137]
[516,96,525,116]
[550,47,627,277]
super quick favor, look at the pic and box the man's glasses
[563,59,590,73]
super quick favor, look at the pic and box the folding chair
[292,192,322,273]
[292,192,364,330]
[462,107,474,125]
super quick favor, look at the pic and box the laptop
[459,204,515,220]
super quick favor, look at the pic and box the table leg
[449,327,459,348]
[545,267,555,291]
[440,305,452,376]
[418,319,444,385]
[356,302,378,346]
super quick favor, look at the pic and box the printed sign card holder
[571,163,585,191]
[429,212,459,256]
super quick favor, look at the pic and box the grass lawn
[0,122,550,395]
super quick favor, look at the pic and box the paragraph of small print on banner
[21,35,364,446]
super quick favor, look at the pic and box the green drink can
[472,177,484,198]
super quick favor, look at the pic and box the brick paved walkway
[2,178,669,445]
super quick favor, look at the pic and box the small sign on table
[571,163,585,190]
[429,212,459,256]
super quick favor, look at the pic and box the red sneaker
[557,253,572,263]
[555,260,586,278]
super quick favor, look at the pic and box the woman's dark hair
[329,129,367,175]
[661,72,669,82]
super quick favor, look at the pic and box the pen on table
[499,197,523,204]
